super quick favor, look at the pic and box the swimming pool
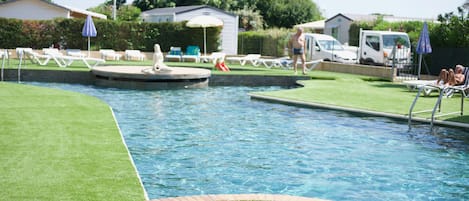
[28,82,469,200]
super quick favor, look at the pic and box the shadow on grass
[373,83,407,89]
[310,76,336,80]
[361,77,392,82]
[444,115,469,124]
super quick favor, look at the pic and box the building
[0,0,107,20]
[324,13,435,44]
[141,5,239,55]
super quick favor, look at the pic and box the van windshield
[382,35,410,49]
[318,40,344,51]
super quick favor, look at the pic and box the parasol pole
[87,36,91,57]
[418,54,422,80]
[203,27,207,56]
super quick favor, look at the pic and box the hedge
[0,17,221,52]
[238,28,290,57]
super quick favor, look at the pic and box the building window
[331,27,338,39]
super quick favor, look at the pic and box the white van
[298,33,357,63]
[358,30,411,66]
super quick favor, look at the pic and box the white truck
[294,33,357,63]
[358,30,411,66]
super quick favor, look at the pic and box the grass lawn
[252,73,469,123]
[0,82,145,201]
[2,58,309,76]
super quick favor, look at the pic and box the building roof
[326,13,435,23]
[294,20,325,29]
[0,0,107,19]
[326,13,377,23]
[141,5,236,17]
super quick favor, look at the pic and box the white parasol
[186,15,223,56]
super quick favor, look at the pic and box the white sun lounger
[125,50,145,61]
[402,80,438,96]
[99,49,122,60]
[17,48,53,66]
[258,57,290,69]
[66,49,86,58]
[225,54,261,66]
[280,59,322,71]
[43,48,105,69]
[408,67,469,127]
[200,52,226,64]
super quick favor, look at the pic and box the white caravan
[300,33,357,63]
[358,30,411,66]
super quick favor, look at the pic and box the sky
[53,0,466,19]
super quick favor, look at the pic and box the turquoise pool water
[28,83,469,200]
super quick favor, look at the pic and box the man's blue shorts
[293,48,304,55]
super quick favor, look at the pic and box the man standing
[289,27,306,75]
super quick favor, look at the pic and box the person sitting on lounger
[437,64,466,86]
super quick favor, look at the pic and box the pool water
[28,82,469,200]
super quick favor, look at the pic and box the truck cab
[358,30,411,66]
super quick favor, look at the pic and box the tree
[255,0,321,28]
[118,5,142,21]
[132,0,175,11]
[234,6,263,31]
[174,0,204,6]
[431,7,469,48]
[105,0,127,9]
[89,3,141,22]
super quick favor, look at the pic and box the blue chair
[165,47,182,61]
[182,45,200,62]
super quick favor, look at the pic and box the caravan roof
[361,30,408,35]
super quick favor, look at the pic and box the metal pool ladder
[408,86,466,128]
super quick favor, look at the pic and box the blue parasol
[416,22,432,79]
[82,15,97,57]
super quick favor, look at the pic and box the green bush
[0,17,221,52]
[238,28,290,57]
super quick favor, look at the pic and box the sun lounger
[17,48,53,66]
[408,67,469,127]
[181,45,201,62]
[60,56,105,69]
[125,50,145,61]
[200,52,226,64]
[165,47,182,62]
[99,49,122,60]
[66,49,86,58]
[43,48,105,69]
[258,57,290,69]
[225,54,261,66]
[280,59,322,71]
[0,49,11,59]
[402,80,438,96]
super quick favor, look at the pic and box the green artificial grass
[252,73,469,123]
[2,58,309,76]
[0,82,145,201]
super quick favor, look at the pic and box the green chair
[182,45,201,62]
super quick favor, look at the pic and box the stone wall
[315,61,395,81]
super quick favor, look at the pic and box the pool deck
[151,194,328,201]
